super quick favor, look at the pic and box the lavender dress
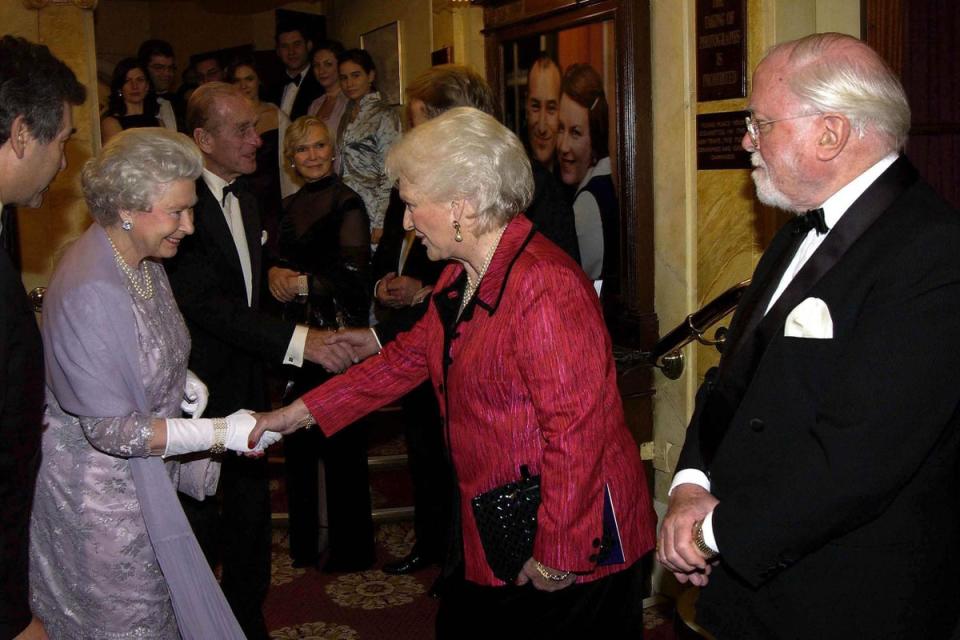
[29,225,229,638]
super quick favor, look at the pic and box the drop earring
[453,220,463,243]
[121,219,133,231]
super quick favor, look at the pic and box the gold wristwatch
[693,518,718,560]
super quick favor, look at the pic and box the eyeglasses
[744,112,821,149]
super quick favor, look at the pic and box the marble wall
[649,0,860,510]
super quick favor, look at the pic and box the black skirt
[435,559,648,639]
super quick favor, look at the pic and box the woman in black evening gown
[268,115,375,571]
[101,58,161,143]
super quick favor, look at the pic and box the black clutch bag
[470,465,541,583]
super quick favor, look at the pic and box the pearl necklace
[459,225,508,317]
[106,232,154,300]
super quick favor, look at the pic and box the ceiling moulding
[24,0,98,8]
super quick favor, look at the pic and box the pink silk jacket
[304,214,656,586]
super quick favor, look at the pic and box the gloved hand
[228,409,282,452]
[163,412,280,457]
[180,370,208,418]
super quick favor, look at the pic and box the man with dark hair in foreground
[0,34,85,640]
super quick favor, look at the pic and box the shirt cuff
[283,324,310,367]
[669,468,711,495]
[702,510,719,553]
[369,327,383,353]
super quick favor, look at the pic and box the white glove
[228,409,282,452]
[181,370,209,418]
[163,413,279,457]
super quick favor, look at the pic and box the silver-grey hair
[82,128,203,226]
[386,106,534,234]
[774,32,910,151]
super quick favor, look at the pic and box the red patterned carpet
[261,410,678,638]
[263,520,677,639]
[265,521,439,639]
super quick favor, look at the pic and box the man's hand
[375,272,401,307]
[304,329,358,373]
[268,267,302,303]
[325,328,380,362]
[384,275,423,308]
[658,483,720,586]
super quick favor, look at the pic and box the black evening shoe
[383,552,431,575]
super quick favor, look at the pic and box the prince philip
[164,82,357,639]
[659,33,960,639]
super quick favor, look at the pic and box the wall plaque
[697,111,751,170]
[696,0,746,101]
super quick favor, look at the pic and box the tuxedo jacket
[165,178,295,415]
[271,71,324,121]
[679,157,960,638]
[0,250,44,639]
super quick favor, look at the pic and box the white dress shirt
[671,152,899,553]
[279,67,309,118]
[157,98,177,132]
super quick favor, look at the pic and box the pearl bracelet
[534,560,570,582]
[210,418,228,454]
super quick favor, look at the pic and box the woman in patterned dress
[336,48,399,245]
[29,128,276,639]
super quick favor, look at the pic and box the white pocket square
[261,230,268,246]
[784,297,833,339]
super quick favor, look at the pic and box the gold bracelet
[534,560,570,582]
[693,519,718,559]
[210,418,228,454]
[285,406,316,431]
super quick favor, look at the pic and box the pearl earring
[453,220,463,243]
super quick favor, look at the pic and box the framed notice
[697,111,751,170]
[696,0,747,101]
[361,21,403,106]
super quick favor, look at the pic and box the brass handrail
[614,280,750,379]
[650,279,750,363]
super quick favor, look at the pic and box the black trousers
[435,560,647,640]
[284,417,374,565]
[180,454,272,640]
[401,381,450,561]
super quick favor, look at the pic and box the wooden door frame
[480,0,657,350]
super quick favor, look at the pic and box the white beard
[750,151,800,213]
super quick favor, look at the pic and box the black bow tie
[286,74,302,87]
[794,208,829,235]
[221,179,247,206]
